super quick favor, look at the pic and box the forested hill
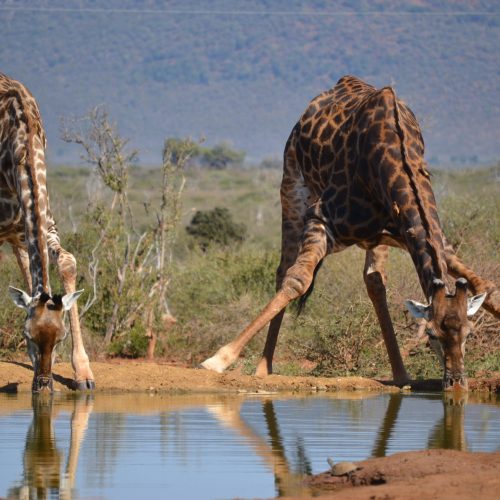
[1,0,498,165]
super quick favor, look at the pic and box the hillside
[0,0,499,165]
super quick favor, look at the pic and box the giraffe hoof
[74,379,96,391]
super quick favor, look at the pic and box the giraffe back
[288,76,444,262]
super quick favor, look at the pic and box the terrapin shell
[327,458,359,476]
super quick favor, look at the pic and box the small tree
[186,207,246,251]
[62,107,195,357]
[164,138,245,169]
[201,142,245,169]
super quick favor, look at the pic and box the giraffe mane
[7,86,50,293]
[387,87,446,288]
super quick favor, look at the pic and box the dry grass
[1,164,498,380]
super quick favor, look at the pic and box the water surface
[0,391,498,499]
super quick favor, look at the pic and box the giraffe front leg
[56,249,95,390]
[254,230,302,377]
[202,216,330,374]
[363,246,410,386]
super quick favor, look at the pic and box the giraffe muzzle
[443,371,468,392]
[33,375,53,393]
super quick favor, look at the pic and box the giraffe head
[9,286,83,392]
[405,278,486,391]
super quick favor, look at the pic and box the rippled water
[0,391,498,499]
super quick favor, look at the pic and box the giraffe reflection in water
[207,397,313,497]
[4,392,490,498]
[372,392,470,458]
[428,393,469,451]
[7,394,93,500]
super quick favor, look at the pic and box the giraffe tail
[295,259,324,316]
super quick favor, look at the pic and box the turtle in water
[327,457,360,477]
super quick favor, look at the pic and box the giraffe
[6,394,93,499]
[202,75,500,391]
[0,72,95,392]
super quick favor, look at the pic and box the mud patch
[304,449,500,499]
[1,360,498,394]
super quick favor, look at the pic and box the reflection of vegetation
[88,412,125,483]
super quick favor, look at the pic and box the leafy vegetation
[186,207,247,250]
[1,154,498,380]
[58,108,196,358]
[165,138,246,169]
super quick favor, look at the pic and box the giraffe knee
[58,251,77,280]
[281,265,313,300]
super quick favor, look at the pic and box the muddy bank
[1,360,499,394]
[0,360,397,393]
[300,449,500,500]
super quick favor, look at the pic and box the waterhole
[0,391,498,499]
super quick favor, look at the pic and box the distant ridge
[1,0,498,165]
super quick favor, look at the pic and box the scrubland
[1,164,498,382]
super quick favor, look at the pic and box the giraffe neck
[6,87,51,295]
[393,180,448,299]
[386,86,448,299]
[403,216,447,299]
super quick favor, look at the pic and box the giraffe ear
[61,289,84,311]
[466,293,487,317]
[9,286,32,310]
[404,299,431,320]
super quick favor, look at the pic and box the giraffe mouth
[33,375,53,393]
[443,372,468,392]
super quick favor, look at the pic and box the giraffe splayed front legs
[202,75,499,389]
[0,72,95,392]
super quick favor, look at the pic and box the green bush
[108,323,149,358]
[186,207,246,250]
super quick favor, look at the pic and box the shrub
[186,207,246,250]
